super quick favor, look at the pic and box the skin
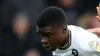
[87,4,100,36]
[87,28,100,36]
[57,0,73,8]
[24,49,40,56]
[37,25,69,51]
[96,4,100,22]
[12,18,29,37]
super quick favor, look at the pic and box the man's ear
[62,25,67,34]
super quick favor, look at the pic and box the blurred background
[0,0,99,56]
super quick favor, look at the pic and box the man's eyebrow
[38,28,52,32]
[38,31,50,34]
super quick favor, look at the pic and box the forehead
[37,26,52,32]
[37,26,60,33]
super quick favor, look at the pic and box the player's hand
[96,4,100,22]
[87,28,100,37]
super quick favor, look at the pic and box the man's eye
[38,32,42,35]
[41,33,51,38]
[43,33,50,36]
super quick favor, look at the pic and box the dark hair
[36,6,67,28]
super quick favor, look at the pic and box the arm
[96,4,100,22]
[84,32,100,55]
[76,29,100,56]
[86,4,100,36]
[72,26,100,56]
[87,28,100,36]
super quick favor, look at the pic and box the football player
[36,6,100,56]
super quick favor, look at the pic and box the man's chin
[45,47,57,51]
[50,48,56,51]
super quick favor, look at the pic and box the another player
[36,6,100,56]
[87,4,100,36]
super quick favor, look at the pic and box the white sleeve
[75,28,100,55]
[87,34,100,52]
[68,25,100,56]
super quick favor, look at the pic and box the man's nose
[41,38,48,45]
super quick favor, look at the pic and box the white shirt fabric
[53,25,100,56]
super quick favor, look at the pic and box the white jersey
[53,25,100,56]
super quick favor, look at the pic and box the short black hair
[36,6,67,28]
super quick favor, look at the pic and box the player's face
[37,26,64,51]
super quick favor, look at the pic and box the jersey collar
[58,30,71,50]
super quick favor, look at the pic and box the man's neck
[59,30,70,49]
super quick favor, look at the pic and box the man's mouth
[43,45,52,50]
[44,46,56,51]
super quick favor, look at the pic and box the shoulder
[68,25,100,55]
[68,25,85,31]
[67,25,97,38]
[68,25,99,49]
